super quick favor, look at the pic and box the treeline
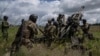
[91,23,100,26]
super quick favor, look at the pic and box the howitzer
[72,6,85,20]
[60,6,85,38]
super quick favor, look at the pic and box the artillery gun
[60,6,85,38]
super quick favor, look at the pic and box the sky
[0,0,100,25]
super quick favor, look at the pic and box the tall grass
[0,25,100,56]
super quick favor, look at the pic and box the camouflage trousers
[10,37,33,56]
[2,31,8,41]
[21,38,33,49]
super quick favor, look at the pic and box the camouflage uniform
[81,19,91,41]
[10,14,38,55]
[51,18,58,35]
[57,14,65,37]
[57,14,65,27]
[1,16,9,41]
[44,20,56,47]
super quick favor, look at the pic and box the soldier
[44,19,56,47]
[81,19,93,41]
[51,18,58,35]
[21,19,25,24]
[1,16,9,41]
[57,14,65,26]
[59,16,72,39]
[66,16,73,28]
[57,14,66,37]
[10,14,38,56]
[10,19,24,56]
[51,18,56,25]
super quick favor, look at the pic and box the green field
[0,25,100,56]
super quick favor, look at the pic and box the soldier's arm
[34,25,38,35]
[7,22,9,28]
[29,24,38,35]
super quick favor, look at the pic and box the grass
[0,25,100,56]
[0,26,18,56]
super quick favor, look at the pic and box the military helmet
[21,19,25,23]
[3,16,8,20]
[29,14,38,23]
[58,14,64,18]
[48,19,51,23]
[51,18,55,21]
[82,19,87,23]
[58,14,62,17]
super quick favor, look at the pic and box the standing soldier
[44,19,56,47]
[10,14,38,56]
[51,18,58,35]
[57,14,65,37]
[80,19,93,56]
[60,16,73,39]
[57,14,65,27]
[81,19,91,41]
[1,16,9,41]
